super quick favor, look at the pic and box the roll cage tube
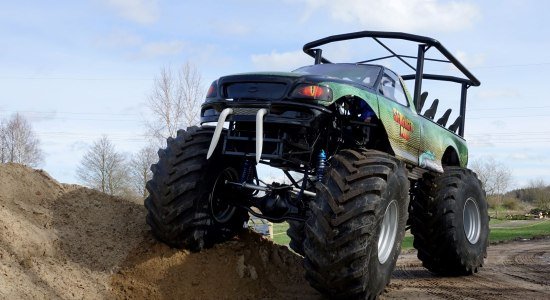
[303,31,481,137]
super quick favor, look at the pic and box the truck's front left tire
[145,126,248,251]
[303,149,409,299]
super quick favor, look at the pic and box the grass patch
[489,219,550,243]
[489,218,507,225]
[271,222,290,245]
[270,222,418,249]
[401,236,413,250]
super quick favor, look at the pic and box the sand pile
[0,163,317,299]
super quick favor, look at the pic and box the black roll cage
[303,31,481,137]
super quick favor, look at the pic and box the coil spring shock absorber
[317,150,327,182]
[240,159,253,183]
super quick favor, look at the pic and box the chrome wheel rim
[209,168,237,223]
[378,200,398,264]
[463,197,481,244]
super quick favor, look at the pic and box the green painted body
[320,77,468,172]
[217,70,468,172]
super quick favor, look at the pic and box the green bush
[487,196,500,209]
[502,197,521,210]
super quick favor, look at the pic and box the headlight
[289,84,332,101]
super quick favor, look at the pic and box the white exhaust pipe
[206,108,233,159]
[255,109,268,164]
[207,107,268,163]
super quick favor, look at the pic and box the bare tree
[470,157,512,217]
[0,113,43,167]
[145,62,204,146]
[128,144,157,197]
[77,136,128,196]
[0,119,6,163]
[528,178,550,210]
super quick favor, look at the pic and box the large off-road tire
[303,149,409,299]
[287,220,305,255]
[145,126,249,251]
[410,167,489,275]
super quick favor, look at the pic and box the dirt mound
[0,163,146,298]
[110,231,317,299]
[0,163,317,299]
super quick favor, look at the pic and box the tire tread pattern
[410,166,489,275]
[303,149,408,299]
[145,126,246,251]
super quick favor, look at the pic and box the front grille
[232,107,262,116]
[223,124,284,159]
[224,82,287,100]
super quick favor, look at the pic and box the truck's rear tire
[303,149,409,299]
[410,167,489,275]
[145,126,248,251]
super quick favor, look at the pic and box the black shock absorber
[240,159,253,183]
[317,150,327,182]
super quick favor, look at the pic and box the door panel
[378,98,420,164]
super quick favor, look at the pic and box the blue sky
[1,0,549,188]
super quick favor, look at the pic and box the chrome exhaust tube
[290,188,317,197]
[255,108,268,164]
[206,108,233,159]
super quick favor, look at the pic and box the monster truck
[145,31,489,299]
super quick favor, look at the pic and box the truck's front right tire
[145,126,248,251]
[303,149,409,299]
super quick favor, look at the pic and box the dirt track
[1,163,549,299]
[384,238,550,299]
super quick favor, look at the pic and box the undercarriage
[199,96,400,223]
[201,101,332,223]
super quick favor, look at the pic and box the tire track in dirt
[383,238,550,299]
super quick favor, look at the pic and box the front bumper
[201,100,330,127]
[201,101,331,164]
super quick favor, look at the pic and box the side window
[379,71,409,106]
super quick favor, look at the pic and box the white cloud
[466,134,495,147]
[295,0,480,32]
[251,50,313,71]
[69,141,89,152]
[137,41,185,59]
[25,111,58,123]
[507,152,546,162]
[102,0,160,24]
[455,50,486,68]
[214,21,251,36]
[490,120,507,128]
[476,88,520,100]
[95,29,143,49]
[96,29,184,59]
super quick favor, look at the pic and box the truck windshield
[293,64,381,88]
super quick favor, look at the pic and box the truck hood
[215,72,343,101]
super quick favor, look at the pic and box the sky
[1,0,549,189]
